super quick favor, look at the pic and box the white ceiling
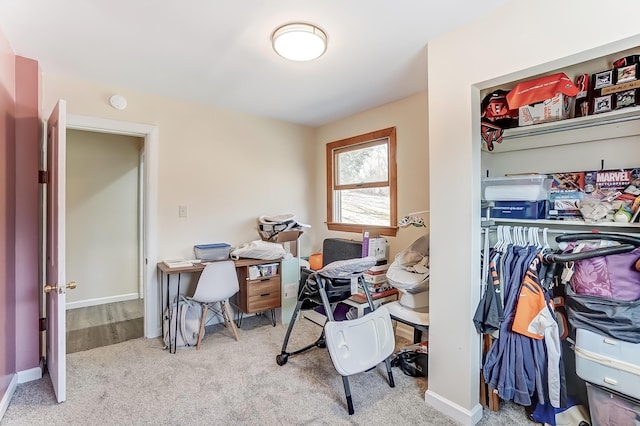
[0,0,511,127]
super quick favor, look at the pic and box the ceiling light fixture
[271,23,327,62]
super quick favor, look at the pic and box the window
[326,127,397,236]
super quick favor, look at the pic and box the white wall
[66,129,142,306]
[42,74,317,266]
[426,1,640,424]
[314,91,429,259]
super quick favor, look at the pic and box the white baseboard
[425,389,484,426]
[66,293,139,310]
[17,367,42,384]
[0,374,18,421]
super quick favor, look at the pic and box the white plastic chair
[189,261,240,350]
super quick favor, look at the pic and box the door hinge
[39,317,46,331]
[38,170,48,184]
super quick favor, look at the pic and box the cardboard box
[517,93,573,126]
[547,192,584,219]
[259,230,303,257]
[361,229,388,263]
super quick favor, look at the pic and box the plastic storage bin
[258,263,278,277]
[586,382,640,426]
[575,328,640,400]
[193,243,231,261]
[482,174,552,201]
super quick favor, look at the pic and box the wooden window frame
[325,127,397,237]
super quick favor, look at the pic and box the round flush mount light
[271,23,327,62]
[109,94,127,110]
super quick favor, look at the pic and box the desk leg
[160,271,165,340]
[172,273,181,354]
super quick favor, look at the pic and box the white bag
[230,240,286,260]
[163,295,202,348]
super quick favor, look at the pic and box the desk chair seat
[190,261,240,350]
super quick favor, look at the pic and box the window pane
[336,143,388,185]
[335,187,390,226]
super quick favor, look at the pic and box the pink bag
[569,245,640,301]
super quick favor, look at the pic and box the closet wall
[425,1,640,424]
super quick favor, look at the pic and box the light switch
[178,205,188,218]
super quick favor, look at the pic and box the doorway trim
[66,114,160,338]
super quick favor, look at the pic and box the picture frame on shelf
[615,64,638,84]
[593,94,612,114]
[594,69,614,89]
[615,89,636,109]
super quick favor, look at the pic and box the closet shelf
[488,218,640,229]
[488,107,640,153]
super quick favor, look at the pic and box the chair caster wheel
[276,354,288,366]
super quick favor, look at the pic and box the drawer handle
[603,377,618,386]
[260,293,271,297]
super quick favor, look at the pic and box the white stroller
[276,256,396,415]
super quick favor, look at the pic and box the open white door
[45,99,72,403]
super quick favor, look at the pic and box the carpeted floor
[2,316,533,425]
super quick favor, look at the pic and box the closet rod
[482,225,640,238]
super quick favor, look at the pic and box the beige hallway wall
[66,129,142,307]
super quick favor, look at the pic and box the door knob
[44,281,77,293]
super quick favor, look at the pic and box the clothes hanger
[494,225,503,251]
[542,228,550,251]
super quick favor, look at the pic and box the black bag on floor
[391,350,428,377]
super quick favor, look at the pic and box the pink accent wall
[14,55,40,373]
[0,27,40,404]
[0,25,17,399]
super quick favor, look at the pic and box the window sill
[326,222,398,237]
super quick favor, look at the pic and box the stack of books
[363,263,389,286]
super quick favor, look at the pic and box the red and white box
[506,72,580,126]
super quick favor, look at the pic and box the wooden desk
[157,258,282,353]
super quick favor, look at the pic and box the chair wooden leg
[222,301,239,341]
[196,304,207,350]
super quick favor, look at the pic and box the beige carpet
[2,316,532,425]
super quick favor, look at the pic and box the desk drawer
[247,292,281,312]
[246,277,280,297]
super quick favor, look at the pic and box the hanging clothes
[511,251,564,408]
[483,243,539,406]
[473,249,504,334]
[480,232,566,409]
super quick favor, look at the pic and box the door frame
[66,114,160,338]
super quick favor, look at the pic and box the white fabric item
[386,234,429,292]
[230,240,285,260]
[318,256,376,279]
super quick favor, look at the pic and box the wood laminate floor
[66,299,144,354]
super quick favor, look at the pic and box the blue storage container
[193,243,231,261]
[489,200,547,219]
